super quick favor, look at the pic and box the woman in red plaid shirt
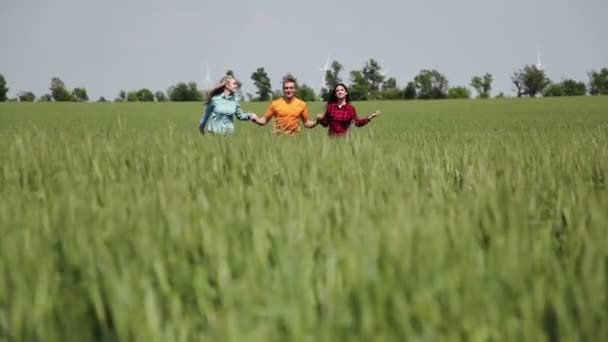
[316,83,380,137]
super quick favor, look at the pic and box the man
[253,75,317,135]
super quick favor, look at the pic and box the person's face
[283,81,296,99]
[335,85,348,100]
[225,78,239,93]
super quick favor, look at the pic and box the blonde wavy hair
[205,72,240,104]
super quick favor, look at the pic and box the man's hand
[254,116,268,126]
[304,119,317,128]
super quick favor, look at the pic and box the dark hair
[327,83,351,104]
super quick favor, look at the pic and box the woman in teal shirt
[198,74,259,135]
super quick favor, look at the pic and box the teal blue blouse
[198,93,252,135]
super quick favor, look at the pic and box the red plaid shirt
[318,103,370,136]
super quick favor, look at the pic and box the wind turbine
[319,55,330,89]
[205,64,211,89]
[535,48,543,71]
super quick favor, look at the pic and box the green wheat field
[1,97,607,341]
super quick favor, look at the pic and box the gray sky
[1,0,606,100]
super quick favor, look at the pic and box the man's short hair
[282,75,298,88]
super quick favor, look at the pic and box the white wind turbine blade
[320,54,331,89]
[536,47,543,71]
[205,64,211,88]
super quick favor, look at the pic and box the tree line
[1,61,607,103]
[0,76,204,103]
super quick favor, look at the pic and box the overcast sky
[1,0,606,100]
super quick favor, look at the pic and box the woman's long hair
[205,73,239,104]
[327,83,351,104]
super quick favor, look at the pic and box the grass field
[1,97,607,341]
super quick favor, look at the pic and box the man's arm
[301,104,317,128]
[254,103,274,126]
[254,116,268,125]
[304,119,317,128]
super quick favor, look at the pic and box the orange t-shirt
[263,97,310,135]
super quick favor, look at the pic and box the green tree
[448,86,471,99]
[561,79,586,96]
[17,91,36,102]
[543,83,563,97]
[511,70,524,97]
[362,58,385,99]
[155,91,167,102]
[0,74,8,102]
[414,69,448,99]
[39,94,53,102]
[72,87,89,102]
[378,77,399,99]
[402,81,417,100]
[470,73,493,98]
[136,88,155,102]
[320,60,344,101]
[250,67,272,101]
[50,77,72,101]
[127,91,139,102]
[382,77,397,90]
[381,89,402,100]
[189,82,203,101]
[97,97,108,102]
[521,65,550,97]
[588,67,608,95]
[115,90,127,102]
[349,70,370,101]
[297,84,317,102]
[167,82,203,101]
